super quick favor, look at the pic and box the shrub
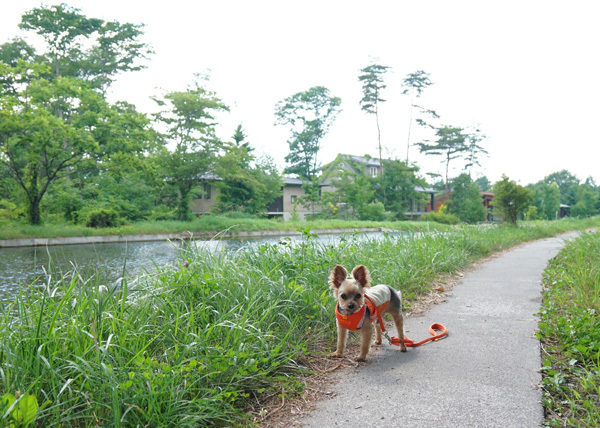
[84,208,121,228]
[419,211,460,225]
[359,202,388,221]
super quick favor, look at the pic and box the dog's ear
[329,265,348,289]
[351,265,371,288]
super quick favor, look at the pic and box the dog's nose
[348,302,355,310]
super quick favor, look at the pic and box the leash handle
[389,323,448,347]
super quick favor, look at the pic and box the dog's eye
[340,294,347,300]
[356,294,362,300]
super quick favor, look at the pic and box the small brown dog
[329,264,407,361]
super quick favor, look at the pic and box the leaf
[18,395,39,426]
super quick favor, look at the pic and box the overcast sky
[2,1,599,186]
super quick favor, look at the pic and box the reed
[1,218,598,426]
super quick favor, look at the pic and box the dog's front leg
[356,323,374,361]
[332,321,348,358]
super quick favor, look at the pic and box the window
[291,195,297,203]
[370,167,378,177]
[203,183,211,199]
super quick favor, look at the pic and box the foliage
[417,125,469,192]
[360,201,388,221]
[153,77,229,221]
[18,3,151,89]
[542,170,580,206]
[491,175,534,224]
[376,159,428,220]
[571,183,599,218]
[0,70,101,225]
[448,173,487,223]
[401,70,436,161]
[275,86,341,179]
[325,159,376,220]
[538,231,600,427]
[419,211,460,225]
[213,137,282,214]
[358,63,390,168]
[84,208,121,228]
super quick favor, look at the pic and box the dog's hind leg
[391,312,407,352]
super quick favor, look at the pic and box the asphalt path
[301,233,578,428]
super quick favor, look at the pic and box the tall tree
[542,170,579,206]
[0,71,102,225]
[492,175,534,225]
[19,3,151,90]
[448,173,487,223]
[463,127,488,176]
[417,125,469,192]
[375,159,427,220]
[213,130,282,215]
[275,86,341,179]
[153,79,229,221]
[401,70,434,162]
[358,63,390,171]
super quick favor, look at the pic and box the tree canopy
[275,86,341,179]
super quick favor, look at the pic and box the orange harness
[335,295,389,331]
[335,296,448,347]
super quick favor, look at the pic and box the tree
[326,159,376,220]
[19,3,151,90]
[463,127,488,175]
[543,182,561,220]
[213,130,282,215]
[401,70,434,162]
[0,72,101,224]
[275,86,341,179]
[153,79,229,221]
[417,125,469,193]
[571,184,599,217]
[491,175,534,225]
[375,159,427,220]
[476,176,491,192]
[542,170,579,206]
[358,63,390,171]
[448,173,486,223]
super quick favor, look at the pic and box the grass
[0,217,598,427]
[0,216,449,241]
[538,230,600,427]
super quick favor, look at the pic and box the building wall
[190,183,220,214]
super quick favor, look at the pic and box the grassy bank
[0,216,448,241]
[538,230,600,427]
[1,218,598,427]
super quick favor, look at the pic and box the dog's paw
[355,355,367,362]
[331,351,343,358]
[374,339,382,345]
[400,344,407,352]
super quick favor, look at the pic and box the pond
[0,231,403,300]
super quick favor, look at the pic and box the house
[266,177,325,221]
[321,154,435,219]
[190,153,437,221]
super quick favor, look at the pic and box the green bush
[359,202,388,221]
[84,208,121,228]
[419,211,461,225]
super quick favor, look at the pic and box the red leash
[389,323,448,347]
[366,296,447,347]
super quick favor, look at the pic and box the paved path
[302,233,577,428]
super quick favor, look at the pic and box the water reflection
[0,231,404,299]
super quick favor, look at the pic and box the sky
[1,0,599,187]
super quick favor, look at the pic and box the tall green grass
[1,218,598,426]
[538,230,600,427]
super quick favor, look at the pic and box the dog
[329,264,407,361]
